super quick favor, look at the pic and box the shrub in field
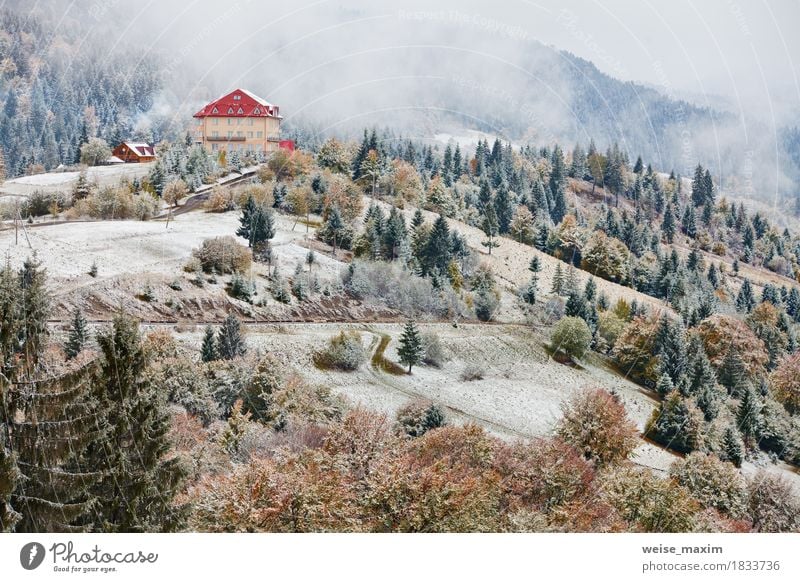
[396,399,447,437]
[460,363,485,382]
[313,331,366,371]
[192,236,252,274]
[551,316,591,361]
[421,332,446,367]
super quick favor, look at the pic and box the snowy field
[0,163,154,198]
[0,210,338,281]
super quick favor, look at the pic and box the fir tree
[201,325,217,362]
[89,313,186,532]
[737,386,761,446]
[682,205,697,238]
[722,425,744,468]
[322,206,346,256]
[661,203,676,243]
[480,204,500,255]
[551,262,565,295]
[736,279,756,313]
[691,164,708,207]
[64,306,89,360]
[236,194,257,246]
[217,314,247,360]
[397,320,423,373]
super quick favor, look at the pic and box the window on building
[233,94,241,100]
[247,119,254,126]
[212,143,218,151]
[212,118,219,125]
[227,131,233,138]
[227,119,233,125]
[247,131,254,138]
[257,131,263,138]
[237,119,242,125]
[212,131,219,137]
[237,131,243,137]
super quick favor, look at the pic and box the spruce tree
[423,214,452,275]
[661,203,676,243]
[722,425,744,468]
[551,262,565,295]
[480,204,500,255]
[736,279,756,313]
[201,325,217,362]
[89,313,186,532]
[0,261,104,532]
[64,306,89,360]
[236,194,257,246]
[655,315,687,385]
[398,320,423,373]
[217,314,247,360]
[737,386,761,446]
[691,164,706,207]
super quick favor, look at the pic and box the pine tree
[551,262,565,295]
[659,204,675,245]
[398,320,423,373]
[691,164,706,207]
[423,214,452,275]
[737,386,761,446]
[655,372,675,396]
[64,306,89,360]
[736,279,756,313]
[201,325,217,362]
[707,263,719,289]
[89,313,187,531]
[217,314,247,360]
[236,194,257,245]
[0,261,104,532]
[682,205,697,238]
[722,425,744,468]
[480,204,500,255]
[654,315,687,385]
[493,186,513,234]
[521,275,538,305]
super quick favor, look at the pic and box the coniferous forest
[2,1,800,539]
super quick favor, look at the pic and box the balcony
[206,135,245,142]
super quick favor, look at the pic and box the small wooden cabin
[112,142,156,163]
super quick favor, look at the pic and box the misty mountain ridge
[1,2,797,205]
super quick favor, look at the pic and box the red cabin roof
[192,88,282,119]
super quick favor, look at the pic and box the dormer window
[233,94,241,100]
[211,106,218,114]
[227,107,234,114]
[237,107,244,114]
[253,108,260,115]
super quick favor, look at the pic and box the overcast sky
[82,0,798,117]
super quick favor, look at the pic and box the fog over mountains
[2,0,799,204]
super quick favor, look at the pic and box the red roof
[192,88,282,119]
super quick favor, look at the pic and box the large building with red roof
[193,89,283,156]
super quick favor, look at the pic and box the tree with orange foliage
[557,388,639,467]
